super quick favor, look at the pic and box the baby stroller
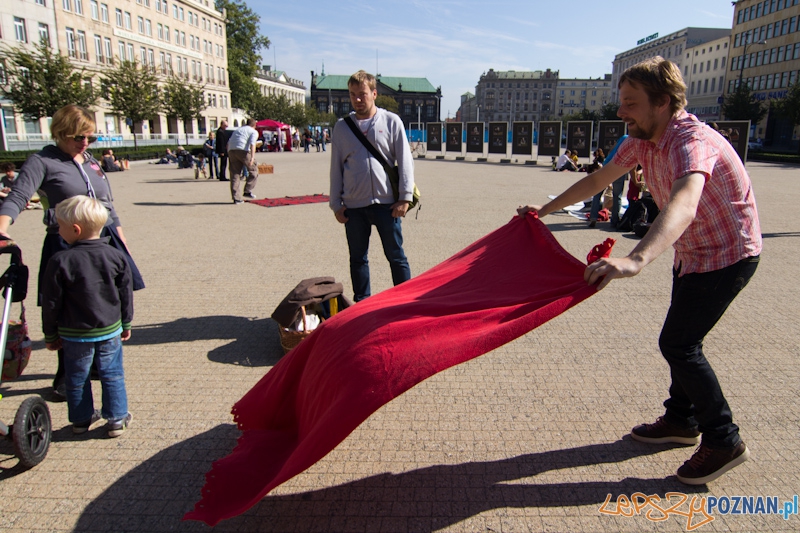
[0,239,51,468]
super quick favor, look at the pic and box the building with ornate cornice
[473,68,559,124]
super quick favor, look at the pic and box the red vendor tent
[256,119,292,151]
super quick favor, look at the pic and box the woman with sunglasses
[0,104,144,398]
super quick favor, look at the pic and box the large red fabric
[184,215,614,525]
[248,194,330,208]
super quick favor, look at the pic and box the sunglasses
[71,135,98,143]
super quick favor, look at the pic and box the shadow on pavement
[72,431,706,532]
[128,315,284,367]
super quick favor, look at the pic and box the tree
[773,82,800,154]
[598,102,621,121]
[722,83,767,125]
[100,60,162,149]
[375,95,399,114]
[1,43,97,121]
[215,0,270,113]
[162,75,208,145]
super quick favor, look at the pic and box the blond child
[41,195,133,437]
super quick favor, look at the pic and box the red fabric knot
[586,238,616,264]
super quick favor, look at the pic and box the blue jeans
[63,336,128,424]
[659,256,759,449]
[344,204,411,302]
[590,174,626,224]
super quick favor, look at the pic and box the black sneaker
[631,416,700,445]
[676,442,749,485]
[107,413,133,438]
[243,193,256,199]
[233,199,243,205]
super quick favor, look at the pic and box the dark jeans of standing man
[659,256,759,449]
[218,154,228,180]
[344,204,411,302]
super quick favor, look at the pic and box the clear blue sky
[253,0,736,117]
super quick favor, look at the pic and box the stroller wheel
[12,396,52,468]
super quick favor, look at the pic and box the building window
[145,19,151,36]
[14,18,28,43]
[63,0,71,11]
[115,8,122,26]
[66,28,76,58]
[77,30,88,60]
[36,0,46,5]
[124,12,131,30]
[137,16,144,34]
[90,0,98,19]
[94,34,103,63]
[75,0,83,15]
[165,25,170,42]
[127,43,134,62]
[38,23,50,46]
[100,3,108,22]
[104,37,112,64]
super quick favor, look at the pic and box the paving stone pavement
[0,150,798,533]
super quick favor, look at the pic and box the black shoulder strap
[343,115,392,173]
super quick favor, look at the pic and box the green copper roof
[315,74,436,93]
[314,75,351,90]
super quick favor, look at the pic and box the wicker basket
[257,163,274,174]
[277,306,321,354]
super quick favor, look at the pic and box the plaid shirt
[613,111,761,275]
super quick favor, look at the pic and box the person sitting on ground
[156,148,179,164]
[41,195,134,438]
[176,146,192,169]
[0,162,42,209]
[101,149,124,172]
[1,162,18,198]
[556,150,578,171]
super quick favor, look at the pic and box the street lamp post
[738,39,767,86]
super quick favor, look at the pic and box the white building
[254,65,305,106]
[683,35,731,122]
[1,0,232,149]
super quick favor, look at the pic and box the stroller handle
[0,238,22,262]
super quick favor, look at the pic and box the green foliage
[560,108,599,128]
[100,60,162,148]
[162,75,208,144]
[598,102,620,120]
[215,0,270,112]
[0,43,97,121]
[375,95,399,114]
[722,83,768,124]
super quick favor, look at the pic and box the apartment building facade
[1,0,231,143]
[556,74,613,117]
[682,35,731,122]
[727,0,800,147]
[611,28,732,103]
[474,68,559,124]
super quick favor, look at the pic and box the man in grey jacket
[330,70,414,301]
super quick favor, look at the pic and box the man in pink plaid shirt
[519,56,761,485]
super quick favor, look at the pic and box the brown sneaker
[630,416,700,445]
[676,442,749,485]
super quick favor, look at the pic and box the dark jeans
[218,154,228,180]
[344,204,411,302]
[659,256,759,449]
[590,174,626,224]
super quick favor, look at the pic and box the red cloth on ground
[249,194,329,207]
[184,215,614,526]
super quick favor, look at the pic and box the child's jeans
[63,336,128,424]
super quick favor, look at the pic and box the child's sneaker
[107,413,133,438]
[73,410,102,434]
